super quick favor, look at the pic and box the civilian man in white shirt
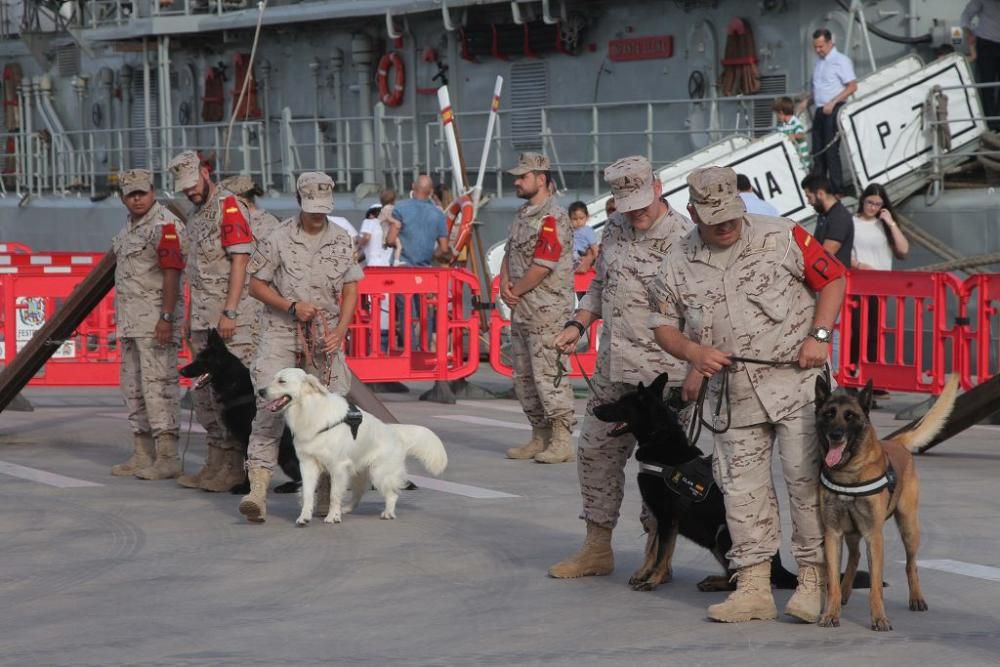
[963,0,1000,131]
[798,28,857,195]
[736,173,780,216]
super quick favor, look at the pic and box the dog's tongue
[825,442,847,467]
[266,396,290,413]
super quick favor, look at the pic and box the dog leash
[554,349,599,397]
[296,313,334,387]
[686,356,804,446]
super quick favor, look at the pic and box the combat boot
[534,421,575,464]
[784,564,824,623]
[707,561,777,622]
[135,434,182,480]
[505,426,550,459]
[111,433,155,476]
[239,467,271,523]
[548,521,614,578]
[199,447,245,493]
[177,444,223,489]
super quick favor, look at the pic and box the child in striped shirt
[774,96,810,170]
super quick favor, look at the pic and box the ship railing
[0,120,267,198]
[77,0,261,28]
[277,106,420,196]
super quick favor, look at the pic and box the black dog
[179,329,301,494]
[594,373,874,593]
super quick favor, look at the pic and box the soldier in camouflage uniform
[220,174,282,241]
[111,169,186,480]
[548,156,692,579]
[499,152,576,464]
[168,151,260,492]
[649,166,846,623]
[239,171,363,523]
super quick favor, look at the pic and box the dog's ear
[858,379,875,414]
[815,374,831,411]
[650,373,669,401]
[302,374,328,395]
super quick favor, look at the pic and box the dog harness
[638,456,716,505]
[314,402,364,440]
[820,460,897,497]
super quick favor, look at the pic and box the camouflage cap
[220,174,257,196]
[120,169,153,195]
[296,172,335,214]
[604,155,656,213]
[507,152,551,176]
[687,166,746,225]
[168,150,201,190]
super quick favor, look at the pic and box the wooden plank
[884,374,1000,453]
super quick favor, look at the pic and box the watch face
[815,328,831,342]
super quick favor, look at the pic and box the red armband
[156,223,185,270]
[220,195,253,247]
[533,215,561,263]
[792,224,845,291]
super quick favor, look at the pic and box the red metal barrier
[835,270,968,394]
[489,271,599,378]
[0,252,104,274]
[0,243,33,254]
[346,267,480,382]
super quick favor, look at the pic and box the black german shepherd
[179,329,301,494]
[594,373,873,593]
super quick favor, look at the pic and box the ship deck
[2,373,999,666]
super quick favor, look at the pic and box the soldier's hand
[500,282,520,308]
[295,302,318,322]
[323,328,345,354]
[552,326,580,354]
[154,320,172,346]
[218,315,236,341]
[689,345,731,377]
[681,367,704,402]
[798,338,829,369]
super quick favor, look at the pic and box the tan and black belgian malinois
[814,375,958,631]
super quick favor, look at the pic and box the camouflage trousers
[577,370,653,531]
[188,328,257,451]
[509,321,574,430]
[119,337,180,438]
[247,327,351,471]
[712,403,823,570]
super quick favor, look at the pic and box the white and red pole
[472,76,503,212]
[436,85,467,194]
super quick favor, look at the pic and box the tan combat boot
[199,447,246,493]
[135,434,182,480]
[239,467,271,523]
[548,521,614,578]
[111,433,155,476]
[505,426,550,459]
[534,421,575,464]
[784,564,824,623]
[707,561,777,622]
[176,444,223,489]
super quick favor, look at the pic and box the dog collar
[820,469,889,496]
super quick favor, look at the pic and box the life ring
[446,194,475,255]
[376,52,405,107]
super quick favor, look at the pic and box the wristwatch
[159,312,176,323]
[222,309,239,319]
[810,326,832,343]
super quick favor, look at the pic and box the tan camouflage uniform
[575,157,692,529]
[504,153,575,434]
[246,172,363,471]
[169,152,259,453]
[650,193,825,570]
[113,172,186,439]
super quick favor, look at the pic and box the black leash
[686,356,810,445]
[554,349,599,397]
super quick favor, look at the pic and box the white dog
[261,368,448,525]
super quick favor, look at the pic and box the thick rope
[223,0,268,171]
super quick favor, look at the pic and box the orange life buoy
[376,52,405,107]
[446,194,475,255]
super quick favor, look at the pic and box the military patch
[156,222,185,270]
[532,215,561,262]
[220,194,253,247]
[792,224,844,291]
